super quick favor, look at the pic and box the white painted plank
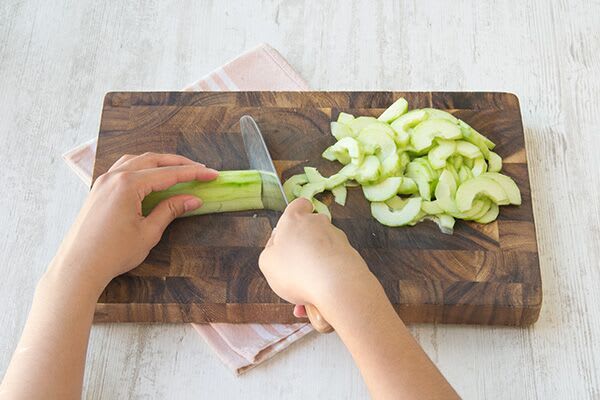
[0,0,598,398]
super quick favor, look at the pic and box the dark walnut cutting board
[92,91,541,326]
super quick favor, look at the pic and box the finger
[114,153,202,172]
[264,227,276,248]
[109,154,136,171]
[135,165,219,196]
[144,194,202,234]
[258,245,275,274]
[283,197,314,216]
[293,305,307,318]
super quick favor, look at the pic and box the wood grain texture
[92,91,541,326]
[1,1,599,399]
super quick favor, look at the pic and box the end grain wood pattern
[92,91,541,326]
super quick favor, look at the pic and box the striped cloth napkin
[63,43,314,374]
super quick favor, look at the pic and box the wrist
[43,253,109,301]
[314,264,385,322]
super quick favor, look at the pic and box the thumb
[283,197,314,216]
[144,195,202,232]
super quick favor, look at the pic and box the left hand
[50,152,218,293]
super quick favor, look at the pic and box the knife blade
[239,115,288,212]
[239,115,333,334]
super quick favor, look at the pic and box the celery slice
[358,126,397,159]
[371,197,423,227]
[397,177,419,194]
[312,198,331,220]
[456,141,482,159]
[337,112,355,125]
[330,121,354,140]
[331,185,347,206]
[422,200,444,215]
[304,167,324,183]
[300,182,326,199]
[362,177,402,202]
[339,163,359,179]
[283,173,308,202]
[390,109,428,147]
[411,119,462,151]
[332,137,363,165]
[380,152,401,177]
[377,98,409,123]
[481,172,521,205]
[355,155,380,184]
[475,203,500,223]
[428,139,457,169]
[458,165,474,183]
[471,157,488,177]
[450,155,464,170]
[348,116,378,136]
[421,108,458,124]
[488,151,502,172]
[455,177,510,211]
[385,196,407,210]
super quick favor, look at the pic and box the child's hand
[51,153,218,293]
[259,198,377,314]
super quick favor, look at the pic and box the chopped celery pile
[284,98,521,233]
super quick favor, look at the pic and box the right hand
[258,198,377,314]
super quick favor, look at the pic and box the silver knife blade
[240,115,288,211]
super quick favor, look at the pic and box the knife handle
[305,304,334,333]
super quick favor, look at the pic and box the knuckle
[117,154,133,163]
[141,151,156,158]
[94,172,109,185]
[110,171,135,190]
[166,199,182,218]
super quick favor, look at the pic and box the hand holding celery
[0,153,218,399]
[59,152,219,289]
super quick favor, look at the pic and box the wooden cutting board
[92,91,541,326]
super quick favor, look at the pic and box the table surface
[0,1,598,399]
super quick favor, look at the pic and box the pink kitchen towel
[63,43,314,374]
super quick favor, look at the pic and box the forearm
[320,274,459,400]
[0,260,103,400]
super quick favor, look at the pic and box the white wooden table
[1,1,599,398]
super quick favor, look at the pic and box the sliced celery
[283,173,308,202]
[455,177,510,211]
[371,197,422,227]
[331,185,347,206]
[282,100,520,232]
[488,152,503,172]
[330,121,354,140]
[378,97,408,123]
[337,112,355,125]
[362,177,402,202]
[312,198,332,220]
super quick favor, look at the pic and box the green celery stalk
[142,170,264,217]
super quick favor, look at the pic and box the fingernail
[205,168,218,174]
[184,198,201,212]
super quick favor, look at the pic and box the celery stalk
[142,170,264,217]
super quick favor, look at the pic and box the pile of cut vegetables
[283,98,521,234]
[141,98,521,235]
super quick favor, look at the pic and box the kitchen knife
[240,115,333,334]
